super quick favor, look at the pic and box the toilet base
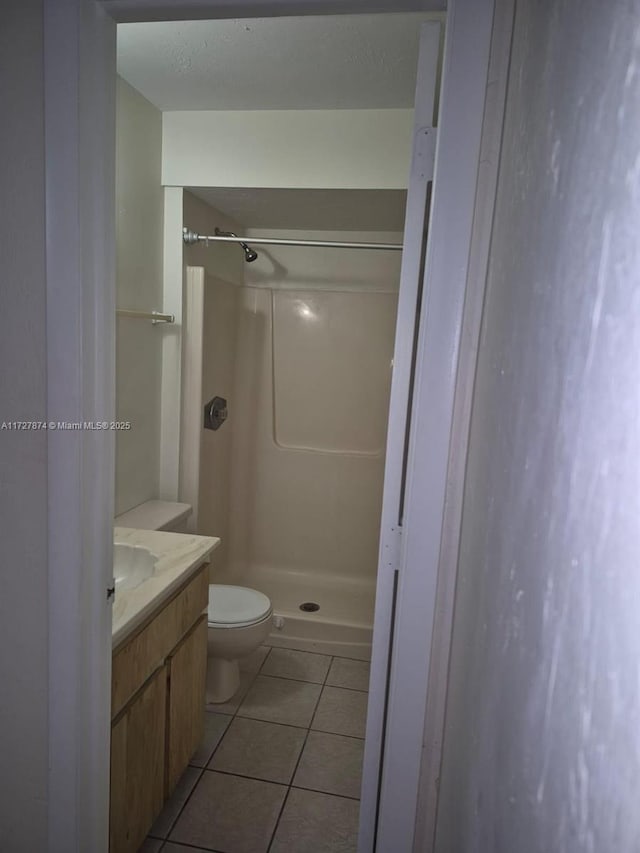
[207,656,240,704]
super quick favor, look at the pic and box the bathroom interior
[112,13,442,853]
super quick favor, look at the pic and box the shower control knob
[204,396,228,431]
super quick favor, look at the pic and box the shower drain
[299,601,320,613]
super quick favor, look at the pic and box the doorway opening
[113,12,442,852]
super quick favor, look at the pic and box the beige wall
[197,273,241,574]
[226,285,396,582]
[115,77,164,515]
[272,289,396,455]
[221,235,400,583]
[0,4,49,849]
[245,227,403,292]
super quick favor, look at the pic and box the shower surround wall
[197,229,401,657]
[180,191,245,577]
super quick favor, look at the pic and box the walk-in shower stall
[180,189,404,659]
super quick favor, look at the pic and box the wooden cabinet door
[110,666,167,853]
[166,615,207,794]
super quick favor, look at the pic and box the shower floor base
[221,565,375,661]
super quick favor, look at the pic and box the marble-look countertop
[112,526,219,649]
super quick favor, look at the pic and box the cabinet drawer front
[112,565,208,717]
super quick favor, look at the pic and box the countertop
[112,526,220,649]
[114,500,192,531]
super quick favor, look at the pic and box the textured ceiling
[117,13,442,110]
[188,187,407,231]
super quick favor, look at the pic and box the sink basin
[113,542,157,592]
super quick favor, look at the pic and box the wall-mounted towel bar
[116,309,175,325]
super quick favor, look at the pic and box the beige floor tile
[209,717,306,784]
[206,669,256,714]
[162,844,213,852]
[137,839,162,853]
[170,770,286,853]
[148,765,201,839]
[261,647,331,684]
[237,675,322,728]
[189,711,232,767]
[326,658,371,692]
[311,686,368,738]
[240,644,271,674]
[293,731,364,799]
[270,788,359,853]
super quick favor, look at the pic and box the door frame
[365,3,496,850]
[44,1,495,849]
[358,19,440,853]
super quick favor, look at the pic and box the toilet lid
[208,584,272,627]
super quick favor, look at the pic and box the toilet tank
[114,500,192,532]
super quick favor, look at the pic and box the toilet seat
[208,584,272,629]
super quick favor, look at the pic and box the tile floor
[140,645,370,853]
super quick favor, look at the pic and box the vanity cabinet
[110,564,209,853]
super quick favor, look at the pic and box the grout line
[160,765,206,842]
[229,714,309,731]
[158,649,274,845]
[152,645,366,851]
[266,646,333,660]
[301,727,366,742]
[205,655,265,718]
[266,785,293,853]
[159,839,226,852]
[210,715,316,735]
[266,651,334,853]
[258,671,330,686]
[204,670,369,695]
[277,649,371,664]
[295,653,333,781]
[202,767,289,788]
[290,783,361,802]
[322,681,370,694]
[201,646,273,770]
[258,645,273,674]
[263,644,372,666]
[213,710,365,738]
[308,655,333,733]
[330,654,372,663]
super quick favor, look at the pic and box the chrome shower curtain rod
[182,227,403,252]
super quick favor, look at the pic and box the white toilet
[114,500,273,704]
[206,584,273,703]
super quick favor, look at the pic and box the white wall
[0,4,49,849]
[115,76,164,514]
[435,3,640,850]
[159,186,184,500]
[162,109,414,189]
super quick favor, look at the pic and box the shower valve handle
[204,396,228,431]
